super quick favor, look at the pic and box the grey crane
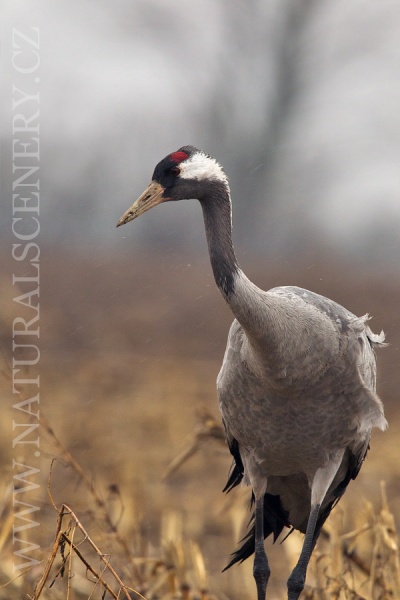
[117,146,387,600]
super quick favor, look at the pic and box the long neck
[200,184,238,298]
[200,183,266,336]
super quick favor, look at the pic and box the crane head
[116,146,228,227]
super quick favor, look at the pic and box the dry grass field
[0,248,399,599]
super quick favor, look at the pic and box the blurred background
[0,1,399,598]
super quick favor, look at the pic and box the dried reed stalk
[32,503,143,600]
[40,410,144,585]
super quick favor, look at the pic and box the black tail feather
[222,492,290,571]
[223,434,244,493]
[222,462,243,493]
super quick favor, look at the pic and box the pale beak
[116,181,166,227]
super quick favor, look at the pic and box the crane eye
[170,166,180,176]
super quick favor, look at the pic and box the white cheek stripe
[180,152,228,184]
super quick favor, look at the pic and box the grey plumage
[219,284,386,562]
[117,146,387,600]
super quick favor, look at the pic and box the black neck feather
[199,181,239,299]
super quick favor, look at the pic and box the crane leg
[287,453,344,600]
[253,494,270,600]
[287,501,320,600]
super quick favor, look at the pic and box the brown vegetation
[0,249,399,599]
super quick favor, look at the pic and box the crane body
[117,146,386,600]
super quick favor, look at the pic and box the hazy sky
[1,0,399,265]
